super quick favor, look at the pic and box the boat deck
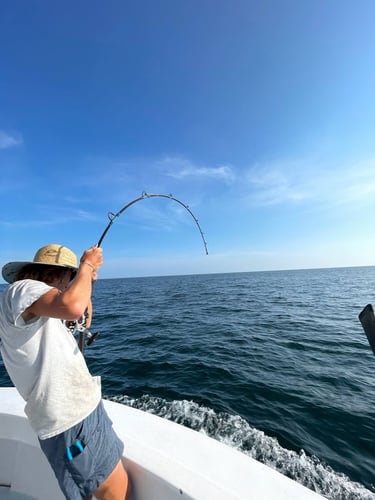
[0,388,325,500]
[0,488,35,499]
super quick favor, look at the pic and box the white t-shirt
[0,279,101,439]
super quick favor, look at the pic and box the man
[0,244,129,499]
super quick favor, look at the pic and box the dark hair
[15,264,69,285]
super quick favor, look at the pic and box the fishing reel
[75,323,100,351]
[64,312,100,354]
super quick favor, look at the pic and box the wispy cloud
[70,154,237,213]
[339,162,375,205]
[246,160,309,206]
[0,131,23,149]
[160,156,236,183]
[244,157,375,209]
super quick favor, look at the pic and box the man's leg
[92,460,129,500]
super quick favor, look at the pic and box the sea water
[1,267,375,499]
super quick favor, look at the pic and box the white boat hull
[0,387,324,499]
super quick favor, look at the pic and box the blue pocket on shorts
[65,417,101,484]
[65,438,95,482]
[66,440,85,461]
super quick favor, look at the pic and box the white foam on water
[108,393,375,500]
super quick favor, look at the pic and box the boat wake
[108,394,375,500]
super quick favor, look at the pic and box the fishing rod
[78,191,208,353]
[96,191,208,253]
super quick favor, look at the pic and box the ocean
[1,267,375,499]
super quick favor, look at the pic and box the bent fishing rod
[96,191,208,253]
[78,191,208,353]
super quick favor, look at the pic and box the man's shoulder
[6,280,53,305]
[11,279,51,291]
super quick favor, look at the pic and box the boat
[0,387,325,499]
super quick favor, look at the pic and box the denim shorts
[38,401,124,499]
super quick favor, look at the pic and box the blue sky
[1,1,375,280]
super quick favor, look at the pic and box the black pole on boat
[96,191,208,254]
[359,304,375,355]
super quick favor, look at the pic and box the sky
[1,0,375,280]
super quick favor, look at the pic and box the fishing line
[96,191,208,254]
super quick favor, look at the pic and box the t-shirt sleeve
[5,280,53,327]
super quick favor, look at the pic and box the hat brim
[2,261,78,284]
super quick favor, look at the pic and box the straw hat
[2,244,78,284]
